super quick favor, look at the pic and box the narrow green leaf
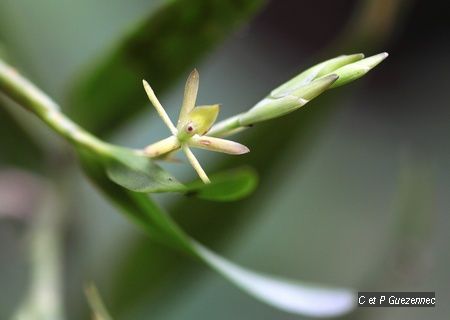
[68,0,265,136]
[194,241,356,317]
[79,148,356,317]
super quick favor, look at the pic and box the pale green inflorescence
[143,53,388,183]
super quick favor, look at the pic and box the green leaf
[184,167,258,201]
[105,146,258,201]
[68,0,265,136]
[105,147,184,193]
[78,146,356,317]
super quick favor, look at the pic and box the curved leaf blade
[79,146,356,317]
[194,242,356,317]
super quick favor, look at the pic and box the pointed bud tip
[364,52,389,69]
[190,68,199,79]
[371,52,389,63]
[325,73,339,82]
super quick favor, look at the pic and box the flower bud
[239,74,338,126]
[271,53,364,98]
[328,52,389,88]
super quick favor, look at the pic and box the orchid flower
[143,69,249,183]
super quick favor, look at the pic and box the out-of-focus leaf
[85,284,113,320]
[184,167,258,201]
[77,145,356,317]
[68,0,265,136]
[105,146,258,201]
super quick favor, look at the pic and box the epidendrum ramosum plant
[0,52,387,318]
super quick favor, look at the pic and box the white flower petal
[144,136,180,157]
[189,135,249,155]
[142,80,177,135]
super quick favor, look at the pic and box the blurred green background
[0,0,449,319]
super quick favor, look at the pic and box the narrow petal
[189,135,249,155]
[178,69,199,128]
[143,79,177,135]
[144,136,180,157]
[182,145,210,183]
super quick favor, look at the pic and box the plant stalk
[0,59,110,155]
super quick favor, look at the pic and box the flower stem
[0,59,110,155]
[207,114,245,138]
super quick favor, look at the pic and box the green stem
[0,59,110,155]
[208,113,245,137]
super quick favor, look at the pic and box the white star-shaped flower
[142,69,249,183]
